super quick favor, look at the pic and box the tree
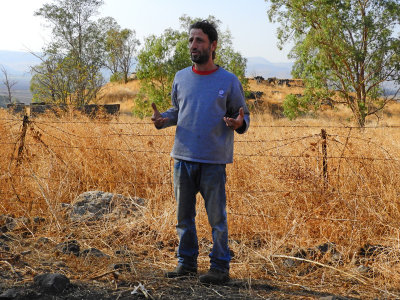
[30,51,66,104]
[32,0,111,106]
[105,26,140,83]
[267,0,400,126]
[134,15,248,117]
[0,65,17,104]
[135,28,190,115]
[30,47,103,105]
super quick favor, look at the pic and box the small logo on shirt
[218,90,225,98]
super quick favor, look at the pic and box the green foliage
[131,92,153,119]
[32,0,111,106]
[267,0,400,126]
[135,28,190,115]
[105,26,140,83]
[134,15,248,117]
[109,72,124,83]
[283,94,307,120]
[215,29,248,91]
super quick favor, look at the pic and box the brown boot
[164,265,197,278]
[199,268,229,284]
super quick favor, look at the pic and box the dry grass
[2,80,400,298]
[97,80,141,115]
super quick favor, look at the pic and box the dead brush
[97,81,141,105]
[1,107,400,298]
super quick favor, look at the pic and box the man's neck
[192,65,219,75]
[193,61,218,72]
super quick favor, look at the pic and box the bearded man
[151,20,250,284]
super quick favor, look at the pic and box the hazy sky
[0,0,293,62]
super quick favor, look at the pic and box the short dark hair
[189,20,218,43]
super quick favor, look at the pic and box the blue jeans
[173,159,230,272]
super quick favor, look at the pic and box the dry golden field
[1,79,400,298]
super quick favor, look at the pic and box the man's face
[189,28,216,64]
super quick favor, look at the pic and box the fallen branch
[271,254,367,284]
[90,270,117,280]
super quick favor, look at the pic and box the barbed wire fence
[1,114,400,220]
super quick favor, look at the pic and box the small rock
[283,248,307,268]
[0,288,18,299]
[35,237,55,249]
[37,237,50,244]
[0,234,12,242]
[112,263,131,272]
[0,241,10,251]
[34,273,70,294]
[155,241,164,249]
[0,215,16,233]
[317,242,335,254]
[115,248,130,257]
[33,217,46,224]
[55,240,80,256]
[80,248,109,258]
[69,191,146,222]
[54,261,67,268]
[20,231,32,239]
[357,243,390,257]
[283,258,297,268]
[331,251,343,263]
[356,264,371,274]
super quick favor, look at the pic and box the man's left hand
[223,107,244,130]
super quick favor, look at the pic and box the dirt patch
[0,270,355,300]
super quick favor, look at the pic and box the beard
[191,47,211,64]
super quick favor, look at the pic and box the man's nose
[190,41,197,50]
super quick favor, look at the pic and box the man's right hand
[151,103,168,129]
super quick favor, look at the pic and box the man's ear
[211,40,217,52]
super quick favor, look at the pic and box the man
[151,20,250,284]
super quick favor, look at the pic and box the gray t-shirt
[160,66,250,164]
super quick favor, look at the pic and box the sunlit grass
[1,81,400,297]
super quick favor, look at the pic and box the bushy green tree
[135,29,190,115]
[134,15,248,117]
[267,0,400,126]
[31,0,112,106]
[105,26,140,83]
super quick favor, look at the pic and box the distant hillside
[5,50,395,103]
[246,57,293,79]
[0,50,294,80]
[0,50,295,104]
[0,50,41,74]
[0,50,40,103]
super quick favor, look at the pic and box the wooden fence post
[16,115,29,165]
[321,129,328,189]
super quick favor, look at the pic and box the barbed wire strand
[33,119,175,139]
[5,116,400,129]
[327,133,395,160]
[1,138,398,162]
